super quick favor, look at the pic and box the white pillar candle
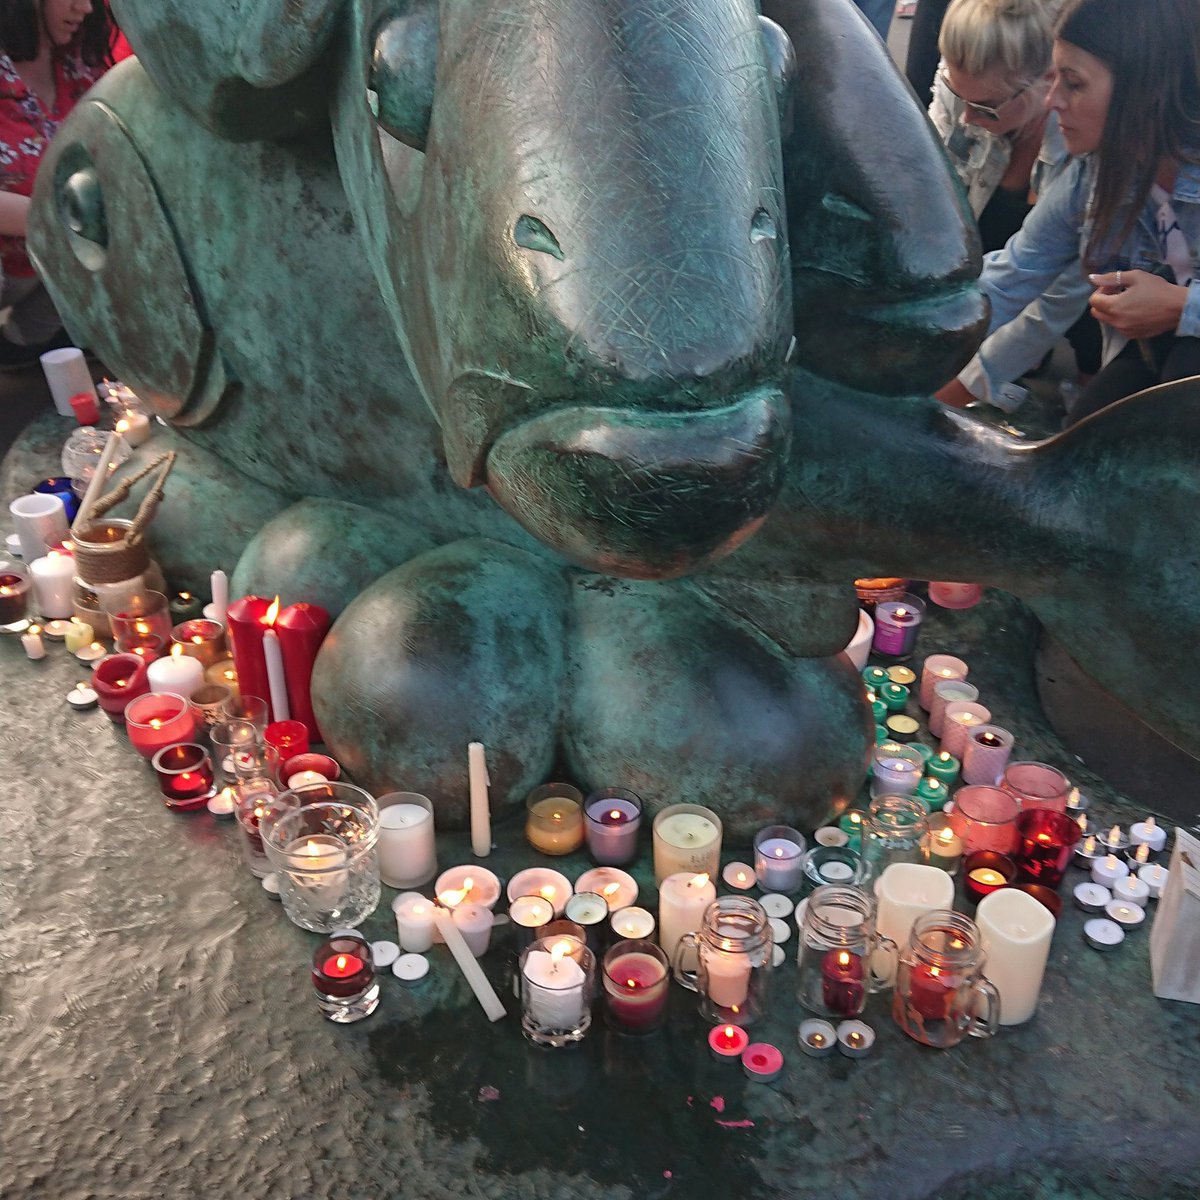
[652,804,722,884]
[22,624,45,660]
[451,902,494,958]
[975,888,1056,1026]
[468,741,491,857]
[657,872,716,962]
[147,643,205,698]
[40,346,95,416]
[10,493,69,562]
[377,795,437,889]
[919,655,968,710]
[262,626,290,721]
[29,553,75,619]
[1129,817,1167,853]
[205,569,229,625]
[522,942,586,1031]
[115,411,151,447]
[433,907,507,1022]
[874,863,955,984]
[1139,863,1169,900]
[394,893,437,952]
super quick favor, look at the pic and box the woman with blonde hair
[933,0,1100,412]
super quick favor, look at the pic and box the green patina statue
[14,0,1199,837]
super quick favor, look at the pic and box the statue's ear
[759,16,796,139]
[369,0,440,152]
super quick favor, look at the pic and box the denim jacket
[930,70,1094,403]
[979,156,1200,374]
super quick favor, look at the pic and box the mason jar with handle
[672,895,773,1025]
[796,884,898,1018]
[892,910,1001,1048]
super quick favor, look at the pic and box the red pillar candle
[91,653,151,722]
[820,948,866,1016]
[125,692,199,758]
[906,962,958,1021]
[274,602,331,740]
[225,595,273,711]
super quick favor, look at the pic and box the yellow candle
[525,795,585,855]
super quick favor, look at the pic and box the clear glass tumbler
[673,895,774,1025]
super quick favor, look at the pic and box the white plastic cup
[9,493,69,562]
[40,346,96,417]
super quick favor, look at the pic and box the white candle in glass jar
[975,888,1056,1025]
[657,872,716,962]
[283,834,348,909]
[653,804,722,884]
[377,795,437,889]
[523,942,587,1031]
[702,923,753,1009]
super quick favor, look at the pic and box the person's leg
[905,0,953,109]
[852,0,894,41]
[2,276,64,347]
[1159,336,1200,383]
[1064,341,1156,425]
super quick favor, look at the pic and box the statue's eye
[514,215,564,261]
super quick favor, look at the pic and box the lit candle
[928,823,964,873]
[283,834,349,910]
[583,789,642,865]
[21,623,45,660]
[288,769,329,790]
[919,655,968,710]
[657,872,716,961]
[147,642,205,698]
[124,691,199,757]
[114,410,151,447]
[707,1022,750,1061]
[525,785,584,856]
[521,937,586,1032]
[66,680,98,709]
[262,599,290,722]
[1112,874,1150,908]
[393,893,436,952]
[575,867,638,911]
[1092,854,1130,890]
[609,905,656,941]
[940,702,992,760]
[652,804,722,884]
[509,895,554,951]
[169,590,204,623]
[1129,816,1167,853]
[602,944,669,1033]
[836,1019,876,1058]
[929,680,979,739]
[820,948,866,1016]
[29,552,75,619]
[64,619,94,654]
[435,865,503,911]
[507,867,572,916]
[753,825,806,893]
[204,657,240,702]
[170,618,227,670]
[722,861,757,890]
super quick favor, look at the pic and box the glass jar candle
[1014,808,1083,890]
[107,589,172,644]
[151,742,217,809]
[949,786,1020,855]
[169,618,227,670]
[962,725,1015,787]
[673,895,774,1025]
[870,742,924,799]
[753,824,807,893]
[312,931,379,1023]
[652,802,722,884]
[940,701,993,760]
[235,778,291,878]
[525,783,585,856]
[564,891,609,955]
[583,787,642,865]
[919,654,968,710]
[924,814,964,874]
[125,691,198,758]
[520,934,596,1047]
[892,910,1000,1048]
[801,844,870,890]
[927,582,983,609]
[376,791,437,889]
[864,796,930,873]
[264,719,310,760]
[929,680,979,738]
[603,939,670,1035]
[90,652,150,722]
[0,558,32,632]
[871,594,925,660]
[190,682,233,730]
[796,884,898,1018]
[210,716,261,784]
[1002,761,1071,813]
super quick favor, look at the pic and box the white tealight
[813,827,851,848]
[5,533,21,557]
[206,787,237,818]
[1072,882,1111,914]
[771,944,785,968]
[1104,900,1146,930]
[1091,855,1130,889]
[41,618,74,640]
[798,1018,838,1058]
[1128,816,1168,853]
[768,917,791,945]
[261,873,282,900]
[1112,875,1150,909]
[392,953,430,984]
[760,893,795,920]
[793,898,809,929]
[66,684,98,710]
[1138,863,1169,900]
[371,940,401,970]
[836,1020,876,1059]
[73,642,107,662]
[287,769,329,790]
[1083,917,1125,950]
[721,861,756,891]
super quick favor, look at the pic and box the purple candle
[584,788,643,865]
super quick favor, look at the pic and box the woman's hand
[934,378,979,408]
[0,191,30,238]
[1087,269,1187,339]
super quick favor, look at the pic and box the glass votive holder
[962,851,1018,903]
[106,589,172,644]
[520,934,596,1046]
[949,786,1020,855]
[189,682,233,730]
[115,631,165,663]
[279,751,341,789]
[232,740,280,782]
[652,802,722,884]
[583,787,643,865]
[940,701,993,760]
[603,939,670,1035]
[169,618,227,670]
[801,844,870,890]
[265,719,310,760]
[929,679,979,738]
[564,891,610,955]
[525,783,585,856]
[864,796,929,873]
[924,814,964,874]
[1002,761,1071,813]
[263,791,381,933]
[962,725,1015,786]
[90,652,150,722]
[224,693,270,732]
[673,895,774,1026]
[210,716,262,783]
[871,593,925,660]
[235,778,288,877]
[311,932,380,1023]
[510,895,556,954]
[0,559,32,632]
[151,742,217,810]
[376,792,437,889]
[1014,808,1083,890]
[753,825,807,893]
[870,742,924,799]
[125,691,198,758]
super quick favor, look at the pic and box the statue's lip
[483,384,791,578]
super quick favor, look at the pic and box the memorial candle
[753,825,806,893]
[919,655,968,711]
[820,948,866,1016]
[91,652,150,721]
[151,742,217,809]
[169,618,227,670]
[30,551,75,619]
[583,788,643,865]
[603,941,670,1034]
[274,601,331,739]
[125,692,199,758]
[525,784,585,855]
[657,872,715,961]
[147,643,205,698]
[652,803,722,884]
[224,595,273,711]
[377,793,437,889]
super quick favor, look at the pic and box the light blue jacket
[978,156,1200,376]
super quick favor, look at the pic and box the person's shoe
[0,327,74,372]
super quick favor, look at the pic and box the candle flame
[149,718,162,729]
[1077,815,1088,832]
[848,1031,865,1047]
[723,1025,736,1039]
[602,882,620,898]
[134,619,150,635]
[609,809,622,821]
[625,977,638,989]
[171,642,184,660]
[1107,826,1121,845]
[811,1032,826,1047]
[689,874,710,888]
[179,591,192,601]
[736,871,748,884]
[304,840,323,858]
[937,827,954,844]
[837,950,851,968]
[115,418,130,434]
[335,954,348,971]
[1104,854,1118,869]
[539,885,556,899]
[462,876,474,891]
[895,608,907,618]
[930,965,941,977]
[1135,844,1150,863]
[550,940,571,963]
[439,887,468,908]
[1083,835,1096,853]
[265,596,280,625]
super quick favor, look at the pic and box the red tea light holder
[602,939,670,1035]
[708,1022,750,1061]
[265,719,310,760]
[90,652,150,722]
[312,932,380,1023]
[116,631,166,663]
[108,590,173,644]
[0,559,32,633]
[280,751,341,790]
[1014,809,1083,891]
[125,692,198,758]
[962,851,1018,904]
[151,742,217,810]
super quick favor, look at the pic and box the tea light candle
[393,893,437,952]
[940,702,993,760]
[657,872,716,960]
[1083,917,1124,950]
[879,682,910,712]
[1074,833,1106,870]
[885,714,920,742]
[371,940,400,971]
[507,867,573,917]
[1126,842,1153,869]
[22,623,45,659]
[760,893,794,920]
[1129,816,1167,853]
[961,725,1014,787]
[510,895,555,950]
[1139,863,1169,900]
[64,619,94,653]
[925,751,961,786]
[722,861,757,890]
[169,591,204,623]
[886,665,917,687]
[836,1020,876,1058]
[919,655,968,710]
[1073,882,1111,913]
[206,785,238,818]
[653,804,722,884]
[927,822,963,873]
[603,944,670,1033]
[962,852,1017,902]
[1100,824,1130,855]
[1112,875,1150,908]
[575,867,638,912]
[862,666,891,690]
[66,681,97,709]
[610,905,656,941]
[813,827,850,848]
[151,742,217,809]
[708,1023,750,1061]
[798,1018,838,1057]
[147,643,205,698]
[436,865,503,911]
[392,953,431,984]
[114,410,151,446]
[838,810,867,841]
[1104,899,1145,930]
[1066,787,1089,814]
[741,1043,784,1082]
[73,640,106,662]
[1092,854,1130,889]
[583,788,642,865]
[564,891,610,950]
[929,680,979,738]
[915,776,949,811]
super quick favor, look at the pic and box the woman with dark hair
[939,0,1200,424]
[0,0,114,368]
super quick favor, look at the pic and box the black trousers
[1065,334,1200,425]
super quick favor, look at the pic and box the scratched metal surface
[2,595,1200,1200]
